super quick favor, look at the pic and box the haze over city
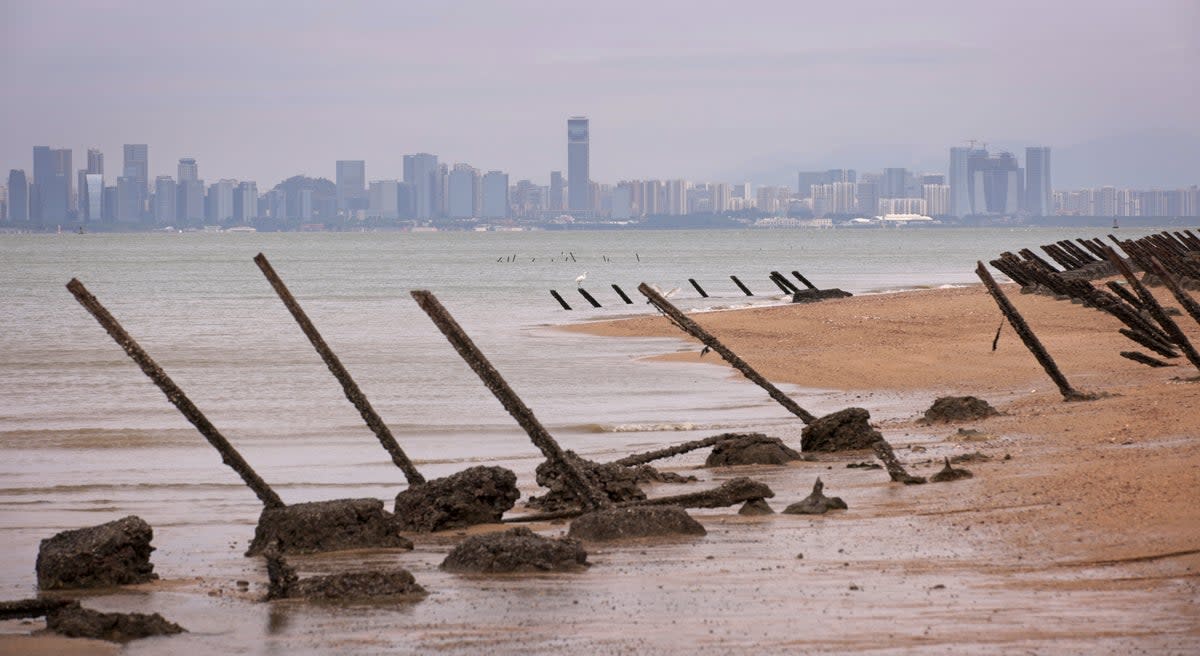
[3,0,1199,189]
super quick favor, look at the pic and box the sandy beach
[4,280,1198,654]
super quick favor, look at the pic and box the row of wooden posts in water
[551,270,847,310]
[977,229,1200,402]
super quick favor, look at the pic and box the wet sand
[4,283,1199,654]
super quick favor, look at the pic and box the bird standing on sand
[575,272,587,287]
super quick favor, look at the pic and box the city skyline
[2,1,1198,189]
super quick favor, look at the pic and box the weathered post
[611,284,634,304]
[577,288,602,308]
[973,263,1092,401]
[1148,256,1200,329]
[1103,248,1200,372]
[638,282,818,423]
[66,278,285,509]
[550,290,572,310]
[688,278,709,298]
[791,271,819,291]
[730,275,754,296]
[771,271,801,293]
[254,253,425,485]
[410,290,609,509]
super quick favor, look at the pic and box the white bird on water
[575,271,588,286]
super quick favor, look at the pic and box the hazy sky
[2,0,1198,188]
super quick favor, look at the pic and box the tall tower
[7,170,28,221]
[32,146,72,221]
[123,144,149,191]
[178,157,199,182]
[335,160,366,213]
[403,153,439,219]
[1024,147,1052,216]
[567,116,590,212]
[948,147,972,217]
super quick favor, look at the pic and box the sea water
[0,226,1159,599]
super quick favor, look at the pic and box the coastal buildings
[7,170,28,222]
[403,153,439,219]
[567,116,589,212]
[1025,147,1052,217]
[335,160,366,213]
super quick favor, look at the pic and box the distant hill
[723,130,1200,190]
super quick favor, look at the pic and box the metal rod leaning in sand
[410,290,610,510]
[66,278,286,509]
[638,282,818,424]
[974,263,1089,402]
[504,478,769,523]
[612,432,750,467]
[1104,248,1200,372]
[1148,256,1200,330]
[253,253,425,485]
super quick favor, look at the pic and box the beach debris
[0,597,75,620]
[578,287,602,308]
[689,278,709,298]
[872,439,927,485]
[45,602,185,643]
[789,270,853,302]
[36,516,157,590]
[930,457,974,483]
[638,282,818,424]
[782,478,848,515]
[441,527,589,573]
[1147,255,1200,338]
[922,396,1001,423]
[254,253,425,484]
[612,284,634,304]
[568,505,706,542]
[246,499,413,556]
[949,452,992,464]
[704,434,801,466]
[731,275,754,296]
[550,289,572,310]
[393,466,521,532]
[67,278,285,509]
[510,477,773,522]
[974,262,1096,401]
[613,432,772,467]
[412,290,609,510]
[846,461,882,469]
[1103,247,1200,373]
[800,407,881,452]
[1120,351,1171,367]
[264,546,426,602]
[738,498,776,515]
[527,451,693,512]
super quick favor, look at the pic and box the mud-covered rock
[441,527,588,573]
[36,516,157,590]
[800,407,882,452]
[792,288,853,304]
[782,478,848,515]
[704,434,800,467]
[393,466,520,532]
[45,602,184,642]
[930,457,974,483]
[568,506,706,541]
[527,451,694,513]
[265,547,426,601]
[737,498,775,515]
[0,597,75,620]
[246,499,413,556]
[922,396,1000,423]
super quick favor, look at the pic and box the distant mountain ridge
[723,130,1200,190]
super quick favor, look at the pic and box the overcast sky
[2,0,1198,188]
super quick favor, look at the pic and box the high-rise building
[207,179,236,223]
[123,144,149,192]
[923,183,950,216]
[234,181,257,222]
[447,164,480,219]
[711,183,731,214]
[116,176,142,222]
[567,117,590,211]
[549,171,565,211]
[855,182,879,216]
[32,146,72,221]
[177,179,205,225]
[665,180,688,216]
[335,160,366,213]
[86,174,104,222]
[481,171,509,219]
[154,176,176,224]
[178,157,199,182]
[882,168,908,198]
[368,180,400,219]
[87,149,104,176]
[7,170,28,221]
[970,151,1021,215]
[948,147,974,217]
[403,153,439,219]
[921,174,944,185]
[1024,147,1052,216]
[796,172,826,199]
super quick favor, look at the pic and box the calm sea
[0,227,1157,600]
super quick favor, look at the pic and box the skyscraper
[86,174,104,222]
[368,180,400,219]
[32,146,72,221]
[335,160,366,213]
[567,117,590,212]
[549,171,565,211]
[1024,147,1052,216]
[948,147,976,217]
[882,168,908,198]
[154,176,176,224]
[481,171,509,219]
[87,149,104,176]
[7,170,28,222]
[178,157,199,182]
[123,144,149,191]
[403,153,438,219]
[447,164,480,219]
[116,176,142,222]
[235,181,257,222]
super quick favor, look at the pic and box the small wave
[937,284,970,289]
